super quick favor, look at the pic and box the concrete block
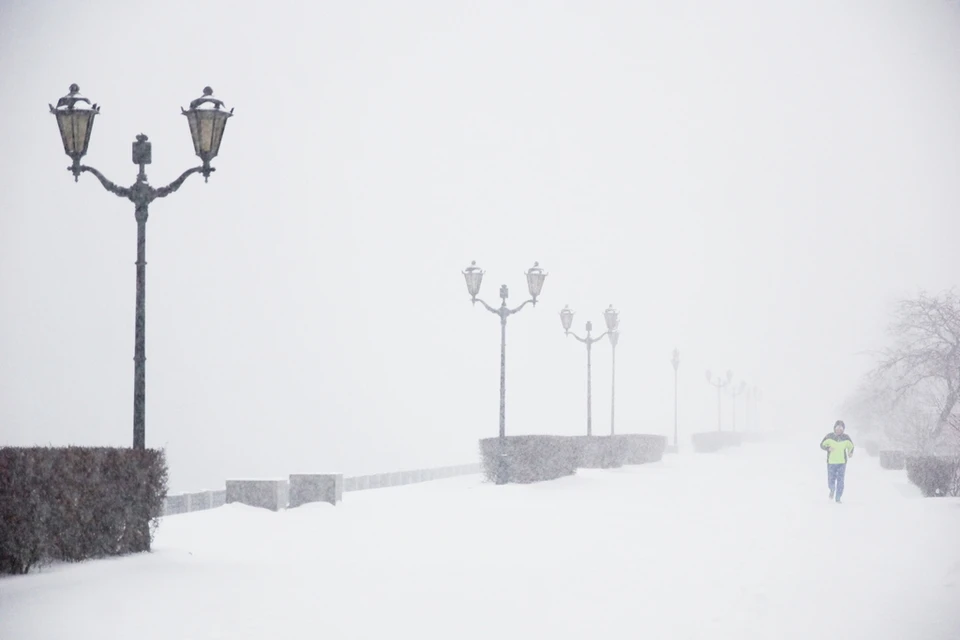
[226,479,288,511]
[289,473,343,507]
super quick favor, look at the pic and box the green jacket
[820,433,854,464]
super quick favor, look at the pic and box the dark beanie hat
[834,420,845,430]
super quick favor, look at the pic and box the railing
[162,463,481,516]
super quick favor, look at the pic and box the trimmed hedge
[905,455,960,497]
[575,436,625,469]
[616,434,667,464]
[480,436,578,484]
[878,450,905,470]
[691,431,743,453]
[479,434,667,484]
[0,447,168,575]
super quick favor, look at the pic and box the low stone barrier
[163,464,482,515]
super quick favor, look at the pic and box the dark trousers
[827,463,847,499]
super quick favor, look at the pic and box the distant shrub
[905,455,960,497]
[479,436,577,484]
[878,450,906,470]
[862,440,881,457]
[0,447,168,575]
[691,431,742,453]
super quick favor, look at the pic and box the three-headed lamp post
[49,84,233,450]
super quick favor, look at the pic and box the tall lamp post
[463,261,547,484]
[49,84,233,450]
[560,304,620,436]
[730,381,747,431]
[671,348,680,449]
[706,369,733,432]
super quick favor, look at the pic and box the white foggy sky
[2,0,959,492]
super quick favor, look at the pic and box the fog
[2,0,959,493]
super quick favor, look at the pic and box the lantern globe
[462,261,484,300]
[525,261,547,301]
[603,304,620,331]
[559,305,574,332]
[49,84,100,173]
[182,87,233,176]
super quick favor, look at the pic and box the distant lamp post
[463,261,547,484]
[671,348,680,448]
[561,305,619,436]
[751,386,763,430]
[49,84,233,450]
[705,369,734,432]
[730,381,747,431]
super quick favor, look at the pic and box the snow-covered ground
[2,437,959,639]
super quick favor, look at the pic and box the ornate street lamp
[706,369,734,432]
[49,84,234,451]
[463,261,547,484]
[560,306,620,436]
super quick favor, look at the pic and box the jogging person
[820,420,854,503]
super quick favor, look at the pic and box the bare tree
[872,290,960,451]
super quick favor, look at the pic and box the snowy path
[2,437,959,639]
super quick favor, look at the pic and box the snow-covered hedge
[575,436,626,469]
[0,447,168,575]
[691,431,743,453]
[616,434,667,464]
[905,455,960,497]
[479,436,578,484]
[479,434,666,483]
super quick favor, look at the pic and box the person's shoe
[829,489,834,500]
[835,497,842,504]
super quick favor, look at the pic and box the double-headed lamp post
[560,304,620,436]
[671,348,680,448]
[705,369,733,432]
[49,84,233,450]
[463,261,547,483]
